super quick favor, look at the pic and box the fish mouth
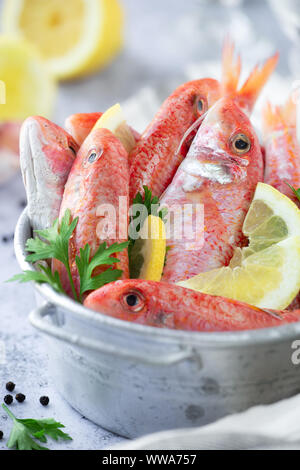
[181,147,249,188]
[196,146,249,168]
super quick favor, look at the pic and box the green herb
[8,264,65,295]
[75,241,128,303]
[129,186,167,249]
[2,404,72,451]
[285,182,300,202]
[164,245,171,267]
[8,209,128,303]
[22,209,78,301]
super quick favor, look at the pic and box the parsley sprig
[8,209,128,303]
[2,404,72,450]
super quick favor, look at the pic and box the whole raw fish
[84,279,300,331]
[20,116,79,230]
[161,97,264,284]
[53,127,130,297]
[65,112,141,147]
[129,78,221,202]
[262,96,300,203]
[222,39,279,115]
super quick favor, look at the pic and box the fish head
[77,127,127,177]
[170,78,221,153]
[84,280,173,326]
[21,116,79,177]
[174,78,221,120]
[181,97,262,190]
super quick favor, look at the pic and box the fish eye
[122,290,145,312]
[231,134,251,155]
[194,96,207,116]
[88,152,98,163]
[83,148,103,167]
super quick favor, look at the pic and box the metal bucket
[14,208,300,438]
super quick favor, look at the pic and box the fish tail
[238,52,279,114]
[221,37,241,97]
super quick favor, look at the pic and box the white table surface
[0,0,293,450]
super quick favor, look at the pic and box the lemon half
[0,36,56,120]
[2,0,124,80]
[94,103,136,152]
[130,215,166,282]
[178,183,300,310]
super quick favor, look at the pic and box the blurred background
[0,0,297,172]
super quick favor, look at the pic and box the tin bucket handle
[29,302,194,366]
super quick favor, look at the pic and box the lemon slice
[179,237,300,310]
[2,0,124,80]
[178,183,300,310]
[0,36,56,120]
[93,103,136,152]
[130,215,166,281]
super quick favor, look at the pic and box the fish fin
[262,95,296,135]
[251,304,283,320]
[280,95,296,127]
[237,52,279,114]
[221,37,241,97]
[260,308,283,320]
[262,100,281,134]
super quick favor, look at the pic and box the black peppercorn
[0,431,3,440]
[39,396,49,406]
[4,395,13,405]
[6,382,15,392]
[15,393,26,403]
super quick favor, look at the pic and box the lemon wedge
[130,215,166,281]
[2,0,124,80]
[178,183,300,310]
[243,183,300,251]
[93,103,136,152]
[0,36,56,120]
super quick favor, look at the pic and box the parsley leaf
[2,404,72,450]
[18,418,72,443]
[285,181,300,202]
[75,241,129,302]
[7,264,65,295]
[25,209,79,301]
